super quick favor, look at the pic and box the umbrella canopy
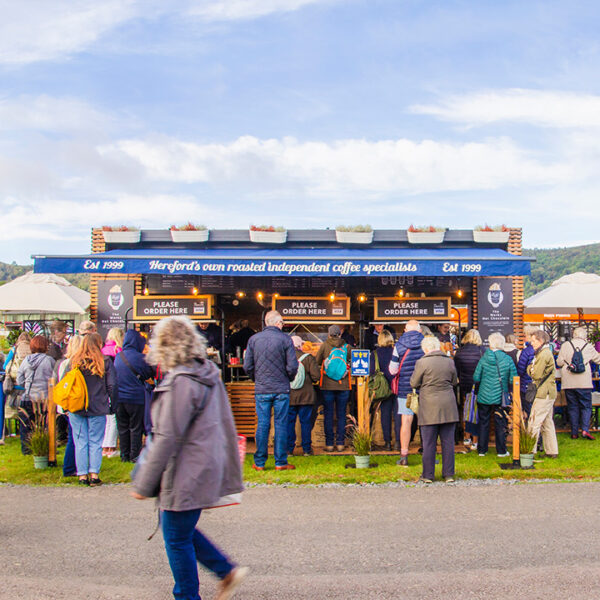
[0,272,90,314]
[524,272,600,314]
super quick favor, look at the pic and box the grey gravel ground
[2,482,600,599]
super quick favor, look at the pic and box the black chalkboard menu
[273,296,351,321]
[97,280,135,339]
[133,295,213,321]
[477,278,514,344]
[374,297,451,321]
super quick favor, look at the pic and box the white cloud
[104,134,572,196]
[187,0,337,21]
[411,89,600,129]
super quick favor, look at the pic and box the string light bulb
[358,293,367,303]
[457,289,463,299]
[256,291,264,301]
[192,287,199,295]
[236,291,246,299]
[273,293,280,299]
[397,289,404,298]
[143,287,149,296]
[329,292,336,302]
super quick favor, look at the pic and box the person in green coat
[473,332,517,457]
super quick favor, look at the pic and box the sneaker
[497,452,510,458]
[107,450,120,458]
[324,446,334,452]
[275,464,296,471]
[418,477,433,484]
[582,431,596,440]
[303,449,314,456]
[336,445,345,452]
[478,453,486,457]
[463,438,471,447]
[251,464,264,471]
[216,566,250,600]
[383,442,392,451]
[444,477,456,483]
[396,456,409,467]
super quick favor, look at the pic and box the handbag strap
[374,351,381,372]
[119,352,146,387]
[493,352,507,394]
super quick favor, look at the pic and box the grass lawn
[1,434,600,486]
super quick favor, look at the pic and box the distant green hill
[523,243,600,298]
[0,262,90,291]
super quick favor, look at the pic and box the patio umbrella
[524,272,600,315]
[0,271,90,315]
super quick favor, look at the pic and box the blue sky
[1,0,600,263]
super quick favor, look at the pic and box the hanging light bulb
[397,289,404,298]
[256,291,264,301]
[329,292,336,302]
[143,287,149,296]
[192,287,199,295]
[358,293,367,303]
[457,289,464,299]
[236,291,246,299]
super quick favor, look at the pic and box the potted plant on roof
[25,406,50,469]
[347,415,372,468]
[407,225,446,244]
[170,223,209,242]
[102,226,140,244]
[249,225,287,244]
[518,418,537,468]
[335,225,374,244]
[473,224,510,243]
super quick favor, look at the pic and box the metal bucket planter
[354,455,371,469]
[519,453,534,468]
[33,456,49,469]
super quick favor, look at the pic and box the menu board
[97,280,135,339]
[477,278,514,344]
[133,295,213,321]
[374,297,451,321]
[273,296,351,321]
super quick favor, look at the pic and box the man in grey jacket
[244,310,298,471]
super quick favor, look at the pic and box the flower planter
[354,455,371,469]
[519,453,534,468]
[33,455,49,469]
[335,231,373,244]
[473,231,510,243]
[102,231,140,244]
[170,229,209,243]
[407,231,445,244]
[249,230,287,244]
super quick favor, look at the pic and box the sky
[1,0,600,264]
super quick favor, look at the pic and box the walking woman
[410,336,459,483]
[67,333,117,486]
[472,332,517,457]
[131,316,247,600]
[527,329,559,457]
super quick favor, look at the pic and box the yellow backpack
[54,367,89,413]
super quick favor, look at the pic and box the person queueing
[101,327,124,458]
[369,329,398,451]
[453,329,485,449]
[114,329,155,463]
[517,325,537,419]
[389,320,424,466]
[472,332,517,458]
[410,336,459,483]
[244,310,298,471]
[66,333,117,486]
[16,336,55,455]
[556,327,600,440]
[315,325,352,452]
[528,329,559,457]
[2,333,31,441]
[288,336,321,456]
[131,316,248,600]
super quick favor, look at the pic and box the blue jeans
[161,509,234,600]
[287,405,313,453]
[62,420,77,476]
[565,389,592,435]
[68,413,106,475]
[254,393,290,467]
[322,390,349,446]
[0,384,5,439]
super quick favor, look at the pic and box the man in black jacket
[243,310,298,471]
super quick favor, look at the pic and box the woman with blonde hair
[132,317,246,600]
[66,332,117,486]
[101,328,124,458]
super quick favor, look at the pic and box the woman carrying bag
[131,316,247,600]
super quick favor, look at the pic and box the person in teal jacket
[473,332,518,457]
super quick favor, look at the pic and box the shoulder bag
[524,365,553,405]
[493,352,512,408]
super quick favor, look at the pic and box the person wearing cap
[288,336,321,456]
[315,325,351,452]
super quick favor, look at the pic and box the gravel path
[2,482,600,599]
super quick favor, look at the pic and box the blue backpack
[567,341,587,374]
[322,344,349,382]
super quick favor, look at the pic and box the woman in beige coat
[527,330,558,457]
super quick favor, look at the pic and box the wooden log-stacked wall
[89,228,142,324]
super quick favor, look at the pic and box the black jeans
[116,403,145,462]
[19,401,34,455]
[379,395,401,444]
[477,403,508,455]
[421,422,456,480]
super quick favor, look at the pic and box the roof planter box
[249,230,287,244]
[407,230,445,244]
[170,229,209,243]
[335,230,373,244]
[102,230,140,244]
[473,230,510,243]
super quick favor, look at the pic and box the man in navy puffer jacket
[517,326,537,418]
[114,330,155,462]
[389,320,424,465]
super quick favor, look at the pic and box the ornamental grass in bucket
[519,418,537,468]
[347,415,372,468]
[23,405,50,469]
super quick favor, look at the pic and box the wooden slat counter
[226,382,257,437]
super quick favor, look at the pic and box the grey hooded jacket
[17,353,56,402]
[133,359,244,511]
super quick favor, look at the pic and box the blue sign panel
[351,349,371,377]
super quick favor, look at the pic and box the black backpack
[567,341,587,374]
